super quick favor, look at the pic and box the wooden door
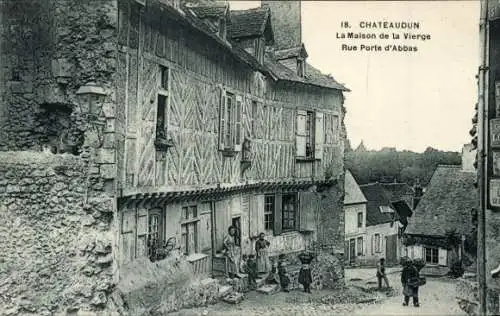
[349,239,356,264]
[386,234,398,265]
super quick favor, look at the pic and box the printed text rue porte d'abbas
[337,21,431,52]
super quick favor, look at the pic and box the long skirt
[403,284,419,297]
[226,247,240,275]
[257,249,270,273]
[299,267,312,285]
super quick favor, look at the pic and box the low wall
[118,251,219,315]
[0,152,117,315]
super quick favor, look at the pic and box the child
[240,254,248,274]
[377,258,390,290]
[298,252,315,293]
[265,259,280,285]
[246,254,258,289]
[277,254,290,292]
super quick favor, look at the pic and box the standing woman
[255,232,271,274]
[298,251,315,293]
[223,226,240,278]
[401,259,420,307]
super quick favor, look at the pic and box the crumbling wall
[0,152,117,315]
[117,252,220,315]
[0,0,117,152]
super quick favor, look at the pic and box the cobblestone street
[169,268,466,316]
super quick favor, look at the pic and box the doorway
[232,216,241,247]
[349,238,356,264]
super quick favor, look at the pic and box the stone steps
[256,283,280,295]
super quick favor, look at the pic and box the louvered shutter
[296,110,307,157]
[438,248,447,266]
[249,194,264,238]
[314,112,324,160]
[273,193,282,236]
[218,87,227,150]
[234,95,243,151]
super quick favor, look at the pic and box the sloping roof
[275,45,308,60]
[264,56,349,91]
[229,7,273,42]
[405,165,478,237]
[359,183,395,226]
[381,183,415,202]
[344,170,367,205]
[189,5,227,19]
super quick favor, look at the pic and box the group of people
[375,257,423,307]
[222,226,314,293]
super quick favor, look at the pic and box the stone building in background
[0,0,348,315]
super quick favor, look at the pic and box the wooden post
[478,0,489,314]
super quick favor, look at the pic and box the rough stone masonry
[0,152,119,315]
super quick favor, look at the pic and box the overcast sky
[230,1,480,153]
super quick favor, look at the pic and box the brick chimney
[261,0,302,51]
[461,143,476,172]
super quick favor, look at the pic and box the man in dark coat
[401,259,420,307]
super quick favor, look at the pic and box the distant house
[381,182,415,210]
[346,182,413,266]
[404,146,478,276]
[343,170,367,265]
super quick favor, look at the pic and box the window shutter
[298,192,316,231]
[296,110,307,157]
[438,248,447,266]
[314,112,324,160]
[273,193,282,236]
[234,95,243,151]
[371,235,374,255]
[249,194,264,238]
[218,87,227,151]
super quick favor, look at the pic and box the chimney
[461,143,476,172]
[261,1,301,50]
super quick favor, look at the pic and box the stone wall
[0,0,117,152]
[0,152,117,315]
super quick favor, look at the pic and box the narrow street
[168,268,465,315]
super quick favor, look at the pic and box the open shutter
[438,248,447,266]
[273,193,282,236]
[249,194,264,238]
[371,235,374,255]
[298,192,316,232]
[296,110,307,157]
[218,87,227,150]
[234,95,243,151]
[314,112,324,160]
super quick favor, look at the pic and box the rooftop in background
[344,170,367,205]
[381,183,415,202]
[405,165,478,237]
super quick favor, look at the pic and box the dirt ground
[167,268,466,316]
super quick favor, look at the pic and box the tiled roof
[381,183,415,202]
[189,5,227,19]
[344,170,367,205]
[275,45,308,60]
[405,165,478,237]
[359,183,395,226]
[264,56,349,91]
[229,7,272,40]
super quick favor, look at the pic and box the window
[155,66,172,150]
[251,100,258,137]
[146,208,164,261]
[282,194,297,230]
[219,89,243,153]
[181,205,199,256]
[425,247,439,265]
[375,234,381,253]
[357,212,363,228]
[296,110,324,160]
[264,195,274,231]
[297,59,305,77]
[357,237,364,256]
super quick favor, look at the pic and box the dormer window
[297,58,305,77]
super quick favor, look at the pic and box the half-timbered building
[115,0,349,287]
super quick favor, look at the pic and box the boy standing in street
[377,258,390,290]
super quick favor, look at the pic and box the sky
[229,1,480,153]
